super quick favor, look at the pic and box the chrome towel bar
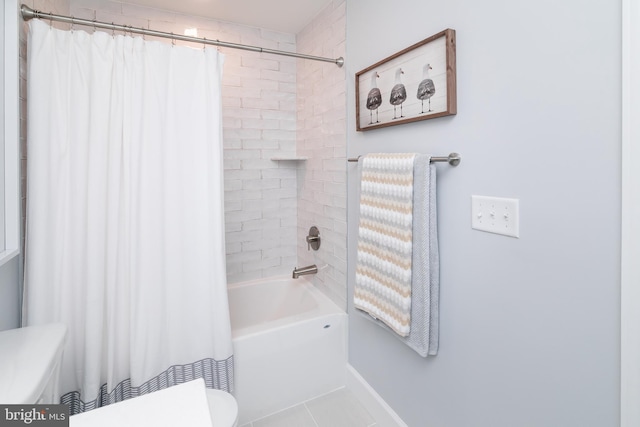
[347,152,461,166]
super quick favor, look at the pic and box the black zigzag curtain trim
[60,356,234,416]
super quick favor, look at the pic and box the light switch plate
[471,195,520,238]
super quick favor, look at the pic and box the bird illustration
[417,63,436,113]
[389,68,407,119]
[366,72,382,124]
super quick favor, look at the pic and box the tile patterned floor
[240,387,377,427]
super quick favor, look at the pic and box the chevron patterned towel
[354,153,416,337]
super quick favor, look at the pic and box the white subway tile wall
[20,0,347,302]
[296,0,347,310]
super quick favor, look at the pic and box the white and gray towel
[355,153,439,357]
[354,153,416,337]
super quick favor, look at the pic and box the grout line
[300,385,346,405]
[303,402,321,427]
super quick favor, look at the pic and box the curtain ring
[202,37,207,51]
[112,23,115,38]
[92,11,97,32]
[48,12,53,28]
[171,32,175,47]
[70,16,74,33]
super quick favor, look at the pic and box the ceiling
[118,0,333,34]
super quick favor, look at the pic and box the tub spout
[292,264,318,279]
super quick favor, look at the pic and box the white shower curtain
[23,20,233,414]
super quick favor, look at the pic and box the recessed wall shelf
[270,156,308,161]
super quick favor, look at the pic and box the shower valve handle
[306,226,321,251]
[306,235,319,250]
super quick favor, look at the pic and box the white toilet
[204,388,239,427]
[0,323,68,404]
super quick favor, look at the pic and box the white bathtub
[228,276,347,424]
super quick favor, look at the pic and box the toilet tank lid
[0,323,67,404]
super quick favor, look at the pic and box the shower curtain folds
[23,19,233,414]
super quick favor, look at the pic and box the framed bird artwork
[355,29,457,131]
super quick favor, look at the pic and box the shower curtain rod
[20,4,345,67]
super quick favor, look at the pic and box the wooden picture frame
[356,29,456,131]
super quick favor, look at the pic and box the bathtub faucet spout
[292,264,318,279]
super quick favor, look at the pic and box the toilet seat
[206,389,239,427]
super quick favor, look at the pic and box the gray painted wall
[346,1,621,426]
[0,1,21,332]
[0,257,20,330]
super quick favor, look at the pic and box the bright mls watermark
[0,405,68,426]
